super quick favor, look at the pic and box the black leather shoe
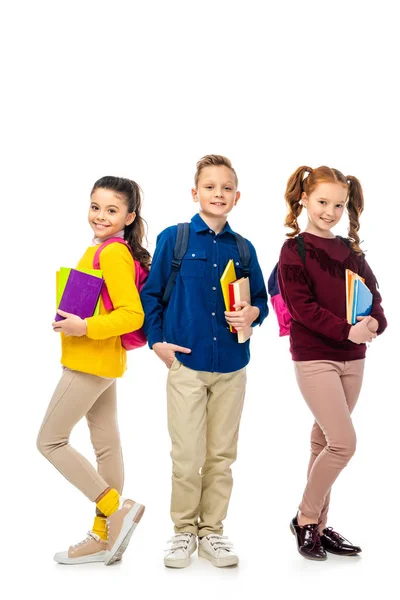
[321,527,361,555]
[290,516,327,561]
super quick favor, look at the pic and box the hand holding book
[52,310,88,337]
[357,315,379,333]
[225,302,260,331]
[348,316,377,344]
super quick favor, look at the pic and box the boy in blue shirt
[141,155,268,568]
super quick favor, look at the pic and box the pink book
[55,269,104,321]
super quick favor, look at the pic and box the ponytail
[284,166,313,237]
[346,175,364,256]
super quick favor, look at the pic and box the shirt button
[213,264,217,268]
[192,253,196,257]
[209,230,213,234]
[236,262,239,266]
[213,240,217,244]
[212,287,216,291]
[213,337,217,341]
[212,312,215,316]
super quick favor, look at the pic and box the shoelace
[71,531,101,549]
[205,535,235,553]
[324,527,349,544]
[165,533,193,553]
[302,526,321,550]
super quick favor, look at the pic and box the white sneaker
[54,532,107,565]
[198,535,239,567]
[164,533,197,568]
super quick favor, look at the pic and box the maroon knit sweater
[278,232,387,361]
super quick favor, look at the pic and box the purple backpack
[267,236,306,336]
[93,237,149,350]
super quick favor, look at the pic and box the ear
[234,191,240,206]
[192,188,198,203]
[126,212,136,226]
[301,191,308,207]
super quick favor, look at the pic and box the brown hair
[91,176,151,269]
[284,165,364,254]
[194,154,238,188]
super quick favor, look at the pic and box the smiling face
[302,182,348,237]
[192,165,240,219]
[88,188,135,240]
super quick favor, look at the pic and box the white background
[1,1,399,598]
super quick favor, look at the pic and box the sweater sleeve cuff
[370,311,387,336]
[85,317,98,340]
[342,322,352,341]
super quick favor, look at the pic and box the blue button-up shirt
[141,213,268,373]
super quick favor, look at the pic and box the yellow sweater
[60,243,144,378]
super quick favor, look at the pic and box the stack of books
[220,259,252,343]
[55,267,104,321]
[345,269,373,325]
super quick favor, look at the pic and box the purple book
[55,269,104,321]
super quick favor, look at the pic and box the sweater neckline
[301,231,337,241]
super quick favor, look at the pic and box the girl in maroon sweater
[278,166,387,561]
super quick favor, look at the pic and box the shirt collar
[191,213,235,236]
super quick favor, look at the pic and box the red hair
[284,165,364,254]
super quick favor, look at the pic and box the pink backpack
[93,237,149,350]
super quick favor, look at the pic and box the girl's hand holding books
[357,315,379,333]
[52,310,88,337]
[225,301,260,331]
[348,316,377,345]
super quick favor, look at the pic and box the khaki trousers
[295,359,365,528]
[37,369,124,502]
[167,359,246,537]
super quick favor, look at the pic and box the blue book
[351,278,373,325]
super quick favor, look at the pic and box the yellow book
[220,259,237,332]
[56,267,103,316]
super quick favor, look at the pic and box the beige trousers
[295,359,365,528]
[167,359,246,537]
[37,369,124,502]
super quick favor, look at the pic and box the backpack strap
[234,233,251,277]
[93,237,133,269]
[93,237,134,310]
[162,223,190,305]
[296,235,306,265]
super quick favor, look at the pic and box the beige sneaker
[104,498,145,565]
[164,533,197,568]
[54,532,107,565]
[198,534,239,567]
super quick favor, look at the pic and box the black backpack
[162,222,251,305]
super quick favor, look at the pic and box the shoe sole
[54,551,107,565]
[325,548,361,556]
[104,503,145,566]
[164,557,191,568]
[290,522,327,562]
[198,547,239,567]
[164,541,197,568]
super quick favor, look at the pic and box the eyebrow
[91,202,120,209]
[203,180,234,185]
[317,197,345,203]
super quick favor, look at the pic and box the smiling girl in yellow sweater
[37,176,150,566]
